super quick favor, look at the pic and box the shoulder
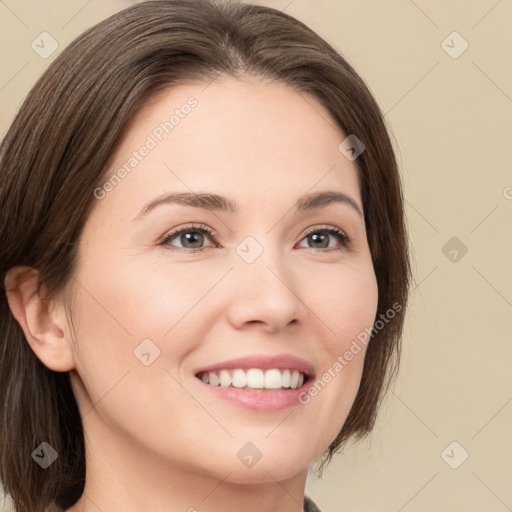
[304,494,323,512]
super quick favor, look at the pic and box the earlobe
[4,266,76,372]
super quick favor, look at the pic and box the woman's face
[65,76,378,483]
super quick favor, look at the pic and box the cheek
[67,255,225,406]
[71,252,215,341]
[296,260,377,442]
[309,259,379,355]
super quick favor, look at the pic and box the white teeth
[219,369,231,388]
[290,370,299,389]
[282,369,291,388]
[199,368,306,390]
[246,368,264,388]
[264,369,283,389]
[232,369,247,388]
[209,372,220,386]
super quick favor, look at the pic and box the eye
[159,223,217,252]
[159,223,351,252]
[296,225,351,251]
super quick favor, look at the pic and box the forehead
[94,76,361,219]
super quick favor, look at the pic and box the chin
[198,448,312,484]
[224,464,308,485]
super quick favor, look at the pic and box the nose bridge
[235,233,290,290]
[227,233,303,330]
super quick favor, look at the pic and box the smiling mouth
[196,368,307,391]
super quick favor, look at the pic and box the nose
[225,244,304,333]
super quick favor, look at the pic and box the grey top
[304,495,322,512]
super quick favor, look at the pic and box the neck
[65,412,309,512]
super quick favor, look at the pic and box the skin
[5,76,378,512]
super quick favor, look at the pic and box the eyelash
[158,223,352,253]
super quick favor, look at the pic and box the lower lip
[196,377,312,411]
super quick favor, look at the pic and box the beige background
[1,1,511,511]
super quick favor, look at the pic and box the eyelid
[159,222,351,251]
[159,223,217,249]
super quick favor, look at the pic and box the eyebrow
[133,190,363,220]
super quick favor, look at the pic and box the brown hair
[0,1,411,510]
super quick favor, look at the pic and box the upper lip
[195,353,315,379]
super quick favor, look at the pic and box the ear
[4,266,76,372]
